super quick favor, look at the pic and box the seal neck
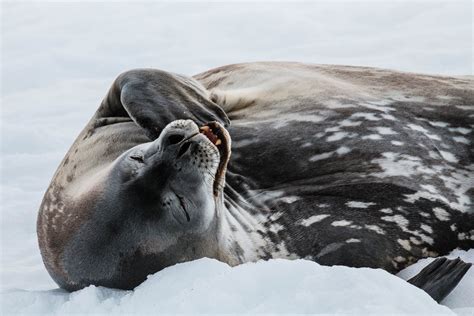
[214,184,278,266]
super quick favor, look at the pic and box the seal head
[59,119,231,290]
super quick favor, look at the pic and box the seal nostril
[177,142,192,158]
[168,134,185,145]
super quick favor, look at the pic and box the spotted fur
[196,62,474,271]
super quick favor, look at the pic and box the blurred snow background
[1,0,472,314]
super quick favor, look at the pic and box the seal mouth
[199,122,231,196]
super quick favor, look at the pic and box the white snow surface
[1,1,472,315]
[0,257,464,315]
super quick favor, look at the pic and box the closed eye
[130,155,144,163]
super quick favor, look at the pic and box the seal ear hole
[168,134,185,145]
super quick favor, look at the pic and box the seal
[38,62,473,297]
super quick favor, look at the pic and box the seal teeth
[200,124,220,145]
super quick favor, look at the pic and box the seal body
[195,62,474,271]
[38,62,474,291]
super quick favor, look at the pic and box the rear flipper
[407,257,472,303]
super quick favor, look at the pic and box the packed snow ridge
[3,249,473,315]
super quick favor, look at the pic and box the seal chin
[199,122,231,196]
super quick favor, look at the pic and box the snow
[1,1,472,315]
[0,258,458,315]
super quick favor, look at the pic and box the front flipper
[407,257,472,303]
[99,69,230,140]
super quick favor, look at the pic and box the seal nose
[155,120,201,160]
[177,141,192,158]
[163,131,195,159]
[167,134,185,145]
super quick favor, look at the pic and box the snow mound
[2,258,455,315]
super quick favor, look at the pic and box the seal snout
[176,142,192,159]
[152,119,231,197]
